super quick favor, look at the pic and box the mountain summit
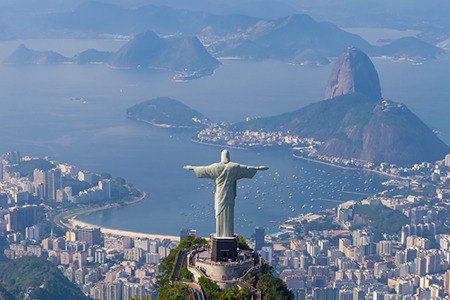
[109,30,221,79]
[324,47,382,100]
[235,48,449,165]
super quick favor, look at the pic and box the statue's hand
[183,165,194,170]
[258,166,269,171]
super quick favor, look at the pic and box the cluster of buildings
[4,221,179,299]
[0,151,111,207]
[253,154,450,300]
[0,151,115,236]
[2,148,450,299]
[0,151,146,299]
[196,122,450,183]
[195,123,322,149]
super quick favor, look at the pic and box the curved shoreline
[58,191,179,242]
[191,139,250,151]
[293,154,406,179]
[293,154,359,171]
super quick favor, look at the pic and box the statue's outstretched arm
[257,166,269,171]
[184,163,221,179]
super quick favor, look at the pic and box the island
[126,97,210,129]
[3,31,222,81]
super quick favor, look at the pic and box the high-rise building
[75,267,87,285]
[73,251,87,268]
[260,246,273,265]
[60,251,72,265]
[65,230,77,242]
[52,237,65,250]
[146,252,160,264]
[410,207,427,225]
[122,282,145,300]
[76,227,102,246]
[95,248,106,264]
[415,257,427,276]
[25,225,40,241]
[99,179,111,199]
[353,288,365,300]
[444,269,450,295]
[46,168,62,201]
[148,240,159,253]
[33,169,47,199]
[0,193,8,208]
[377,240,392,256]
[6,205,38,233]
[78,171,94,184]
[91,281,122,300]
[255,227,265,252]
[4,151,21,164]
[122,236,132,249]
[445,154,450,167]
[3,164,19,182]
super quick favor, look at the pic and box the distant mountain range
[3,32,221,79]
[209,14,372,61]
[233,48,450,165]
[0,1,443,66]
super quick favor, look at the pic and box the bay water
[0,39,448,237]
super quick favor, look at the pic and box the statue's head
[221,150,230,163]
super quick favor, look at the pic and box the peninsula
[194,47,450,166]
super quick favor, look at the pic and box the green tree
[156,237,207,292]
[256,273,294,300]
[353,204,409,241]
[237,235,251,251]
[198,277,221,300]
[157,283,191,300]
[0,256,87,300]
[220,286,251,300]
[180,267,193,280]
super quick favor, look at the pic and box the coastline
[293,154,406,179]
[128,116,202,129]
[191,139,250,151]
[293,154,359,171]
[69,217,179,242]
[58,191,179,242]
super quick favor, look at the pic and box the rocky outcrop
[234,48,449,165]
[109,30,221,78]
[324,47,381,100]
[3,44,70,64]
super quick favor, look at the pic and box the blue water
[0,39,448,237]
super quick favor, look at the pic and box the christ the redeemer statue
[184,150,268,238]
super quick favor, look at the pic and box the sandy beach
[60,191,180,242]
[69,217,179,242]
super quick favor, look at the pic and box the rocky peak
[325,47,382,100]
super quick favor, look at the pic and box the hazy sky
[0,0,449,24]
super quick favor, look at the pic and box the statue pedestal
[211,235,238,262]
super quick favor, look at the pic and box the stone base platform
[211,236,238,262]
[188,249,257,289]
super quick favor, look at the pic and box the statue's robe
[192,162,259,237]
